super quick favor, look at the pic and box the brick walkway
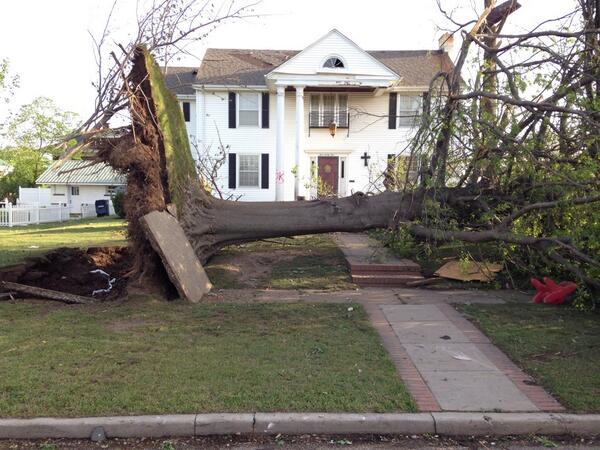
[374,300,563,412]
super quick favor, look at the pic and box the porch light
[329,121,337,137]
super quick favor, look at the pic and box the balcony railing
[309,110,349,128]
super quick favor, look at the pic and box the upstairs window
[323,57,345,69]
[398,95,423,127]
[238,92,259,126]
[309,93,349,128]
[182,102,191,122]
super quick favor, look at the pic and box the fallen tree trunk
[180,185,429,263]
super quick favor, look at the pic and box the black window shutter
[261,93,270,128]
[182,102,190,122]
[388,93,397,129]
[422,91,430,115]
[261,154,269,189]
[228,92,236,128]
[228,153,237,188]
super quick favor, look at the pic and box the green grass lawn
[0,217,127,267]
[0,297,414,417]
[205,235,354,290]
[458,303,600,412]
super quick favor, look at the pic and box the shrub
[112,190,126,218]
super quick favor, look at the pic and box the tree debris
[1,281,94,304]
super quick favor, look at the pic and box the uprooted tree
[77,0,599,301]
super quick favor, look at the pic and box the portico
[267,30,399,200]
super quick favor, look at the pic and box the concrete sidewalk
[359,292,563,413]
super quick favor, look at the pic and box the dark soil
[1,433,599,450]
[0,246,132,299]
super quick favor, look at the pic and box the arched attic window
[323,56,345,69]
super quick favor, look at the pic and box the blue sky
[0,0,575,122]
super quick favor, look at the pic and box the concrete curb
[253,413,434,435]
[0,413,599,439]
[433,413,600,436]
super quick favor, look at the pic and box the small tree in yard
[0,97,79,201]
[111,190,126,218]
[73,0,599,303]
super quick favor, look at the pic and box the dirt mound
[1,247,131,299]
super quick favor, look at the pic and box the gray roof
[163,66,198,96]
[36,160,126,186]
[165,48,453,93]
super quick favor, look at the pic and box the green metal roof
[36,160,126,186]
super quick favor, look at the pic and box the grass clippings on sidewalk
[0,217,127,267]
[0,297,413,417]
[458,302,600,412]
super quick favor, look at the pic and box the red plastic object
[530,277,577,305]
[543,282,577,305]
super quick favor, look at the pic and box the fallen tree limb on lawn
[1,281,94,304]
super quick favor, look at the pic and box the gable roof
[36,160,126,186]
[165,48,453,93]
[267,29,399,79]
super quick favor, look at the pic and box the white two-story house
[165,29,454,201]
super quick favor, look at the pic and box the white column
[275,85,286,201]
[294,85,305,200]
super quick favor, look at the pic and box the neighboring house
[164,29,454,201]
[36,160,126,214]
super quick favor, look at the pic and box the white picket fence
[0,203,71,227]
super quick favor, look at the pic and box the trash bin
[95,199,109,217]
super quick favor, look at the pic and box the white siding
[271,30,395,78]
[195,89,419,201]
[73,185,114,214]
[49,184,115,214]
[196,90,276,201]
[182,100,196,146]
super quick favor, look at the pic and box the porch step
[352,273,425,287]
[349,262,421,274]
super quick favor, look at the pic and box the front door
[317,156,339,198]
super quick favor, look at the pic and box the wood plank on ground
[140,210,212,302]
[1,281,93,304]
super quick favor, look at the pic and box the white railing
[0,202,71,227]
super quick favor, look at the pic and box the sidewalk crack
[430,412,437,434]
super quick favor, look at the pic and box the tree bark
[180,184,428,263]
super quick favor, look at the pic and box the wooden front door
[317,156,339,197]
